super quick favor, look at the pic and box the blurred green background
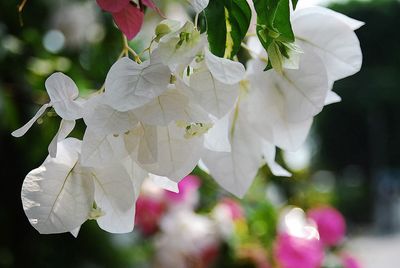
[1,0,400,267]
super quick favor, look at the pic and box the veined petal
[249,50,329,123]
[130,123,159,166]
[104,56,171,112]
[123,157,148,197]
[21,138,94,234]
[202,109,263,198]
[92,164,136,233]
[187,68,239,118]
[247,61,315,151]
[140,124,204,181]
[45,72,83,120]
[204,112,231,153]
[81,130,128,168]
[11,103,50,137]
[295,6,364,30]
[204,49,245,85]
[133,88,189,126]
[293,7,363,82]
[83,95,138,136]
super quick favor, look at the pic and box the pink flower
[274,233,324,268]
[96,0,129,13]
[164,175,201,205]
[135,195,166,236]
[308,206,346,246]
[95,0,159,40]
[341,253,361,268]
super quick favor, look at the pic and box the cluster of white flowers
[13,3,362,235]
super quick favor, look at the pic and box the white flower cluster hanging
[13,2,363,235]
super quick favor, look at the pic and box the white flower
[12,72,84,138]
[155,209,218,268]
[157,21,207,71]
[21,138,145,235]
[292,6,363,95]
[103,53,171,112]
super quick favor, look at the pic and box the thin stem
[18,0,28,12]
[139,36,156,58]
[122,34,142,63]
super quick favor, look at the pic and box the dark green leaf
[204,0,226,57]
[204,0,251,58]
[291,0,298,9]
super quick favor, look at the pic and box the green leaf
[203,0,226,57]
[204,0,251,58]
[291,0,298,9]
[253,0,295,71]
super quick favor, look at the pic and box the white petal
[149,173,179,193]
[204,113,231,152]
[48,119,76,158]
[80,130,128,168]
[189,0,209,13]
[188,68,239,118]
[204,49,246,85]
[293,8,363,82]
[70,226,81,238]
[140,124,204,181]
[247,71,314,151]
[261,141,291,177]
[21,138,94,234]
[197,159,210,174]
[133,88,189,126]
[103,56,171,112]
[249,50,329,123]
[92,164,136,233]
[11,103,50,137]
[123,157,148,197]
[325,91,342,106]
[202,111,263,198]
[295,6,364,30]
[157,22,207,71]
[131,124,159,166]
[45,72,83,120]
[83,95,138,136]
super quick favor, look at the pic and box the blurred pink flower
[164,175,201,204]
[219,198,244,221]
[308,206,346,246]
[341,253,361,268]
[135,195,166,236]
[95,0,159,40]
[274,233,324,268]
